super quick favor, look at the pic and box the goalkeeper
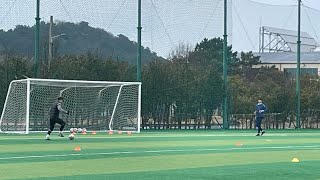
[45,97,69,140]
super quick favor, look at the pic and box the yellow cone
[291,158,300,163]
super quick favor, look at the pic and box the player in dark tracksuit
[255,98,267,136]
[45,97,69,140]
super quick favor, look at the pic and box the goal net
[0,78,141,134]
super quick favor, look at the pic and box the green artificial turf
[0,130,320,180]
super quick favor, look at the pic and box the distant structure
[259,26,319,53]
[253,52,320,76]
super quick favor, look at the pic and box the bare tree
[168,42,193,62]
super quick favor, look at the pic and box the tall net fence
[1,1,320,56]
[1,0,320,129]
[0,0,232,59]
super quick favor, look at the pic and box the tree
[168,42,193,61]
[188,38,237,72]
[233,51,260,77]
[47,53,135,81]
[0,55,32,113]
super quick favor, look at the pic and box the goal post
[0,78,141,134]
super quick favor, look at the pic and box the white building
[253,52,320,76]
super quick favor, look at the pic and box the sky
[0,0,320,57]
[231,0,320,53]
[254,0,319,7]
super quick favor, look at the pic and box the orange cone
[108,131,113,135]
[127,131,132,135]
[81,131,87,135]
[72,132,76,135]
[118,130,122,134]
[92,131,97,135]
[74,146,81,151]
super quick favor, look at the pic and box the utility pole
[48,15,65,72]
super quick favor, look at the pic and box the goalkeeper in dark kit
[45,97,69,140]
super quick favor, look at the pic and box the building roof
[253,52,320,64]
[263,26,318,52]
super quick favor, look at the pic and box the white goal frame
[0,78,141,134]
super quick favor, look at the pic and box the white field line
[0,133,295,140]
[1,145,320,161]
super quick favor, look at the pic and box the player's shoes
[261,131,265,136]
[45,137,51,140]
[58,133,64,137]
[255,133,260,136]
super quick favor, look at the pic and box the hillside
[0,21,162,63]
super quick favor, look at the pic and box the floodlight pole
[223,0,228,129]
[296,0,301,129]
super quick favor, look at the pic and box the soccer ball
[69,134,75,140]
[82,128,87,133]
[70,128,75,133]
[77,128,82,133]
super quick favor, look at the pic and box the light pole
[48,16,66,71]
[48,33,66,70]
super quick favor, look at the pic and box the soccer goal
[0,78,141,134]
